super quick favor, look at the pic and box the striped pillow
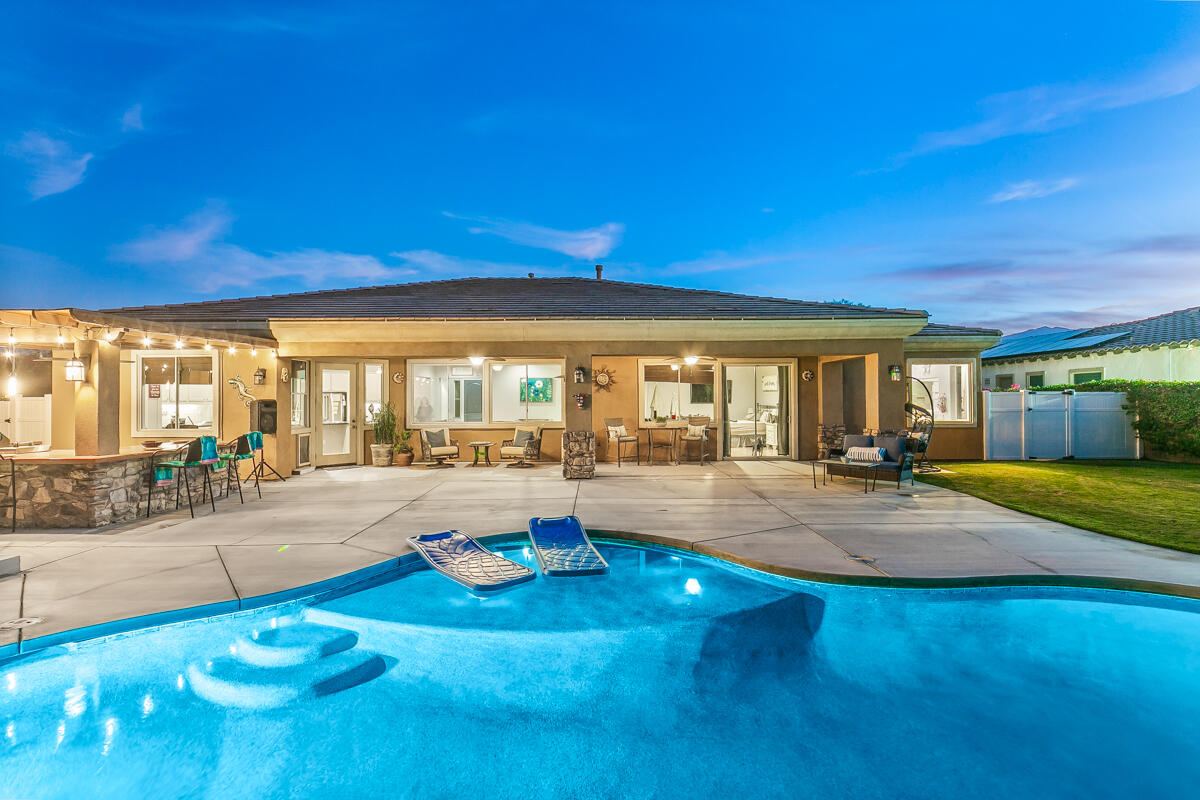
[844,446,886,463]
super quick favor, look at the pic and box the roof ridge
[1082,304,1200,333]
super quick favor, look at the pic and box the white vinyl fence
[0,394,52,445]
[983,390,1139,460]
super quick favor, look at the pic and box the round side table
[467,441,494,467]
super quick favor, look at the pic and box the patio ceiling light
[684,356,699,365]
[468,356,485,366]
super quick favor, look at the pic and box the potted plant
[370,402,398,466]
[394,428,415,466]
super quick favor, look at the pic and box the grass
[917,460,1200,554]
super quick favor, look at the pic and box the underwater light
[685,578,702,595]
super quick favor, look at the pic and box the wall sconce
[889,365,903,382]
[253,367,267,385]
[573,366,587,384]
[64,358,87,383]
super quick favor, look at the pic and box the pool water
[2,541,1198,799]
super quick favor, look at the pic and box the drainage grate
[844,555,876,564]
[0,617,42,630]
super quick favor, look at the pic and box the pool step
[235,622,358,667]
[187,621,386,709]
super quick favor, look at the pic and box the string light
[228,345,237,355]
[174,339,184,349]
[142,335,152,347]
[269,350,277,359]
[203,342,212,351]
[56,328,65,346]
[249,348,257,357]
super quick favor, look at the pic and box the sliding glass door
[722,364,790,458]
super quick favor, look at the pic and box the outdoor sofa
[825,434,915,489]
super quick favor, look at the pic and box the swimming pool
[2,540,1198,799]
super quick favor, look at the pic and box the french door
[314,363,358,466]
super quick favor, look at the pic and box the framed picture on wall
[691,383,714,403]
[761,374,778,391]
[520,378,553,403]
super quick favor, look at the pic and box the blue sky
[3,1,1200,331]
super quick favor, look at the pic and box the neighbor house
[1,276,1000,528]
[982,306,1200,389]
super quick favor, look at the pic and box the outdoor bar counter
[3,448,231,529]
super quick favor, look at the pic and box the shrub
[1029,380,1200,457]
[372,402,398,446]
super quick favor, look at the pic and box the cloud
[446,213,624,260]
[4,131,93,199]
[120,103,144,131]
[1112,234,1200,255]
[988,177,1079,203]
[113,203,407,291]
[389,249,570,278]
[665,250,814,276]
[906,53,1200,159]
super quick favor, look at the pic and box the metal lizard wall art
[228,375,255,407]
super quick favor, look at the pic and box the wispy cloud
[389,249,570,278]
[4,131,93,199]
[988,177,1079,203]
[113,203,408,291]
[1111,234,1200,255]
[445,213,624,260]
[905,53,1200,159]
[120,103,144,132]
[665,250,813,276]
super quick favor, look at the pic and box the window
[406,359,564,426]
[1026,372,1045,388]
[363,362,385,424]
[909,360,973,424]
[491,362,563,423]
[641,361,716,422]
[136,352,216,433]
[995,374,1015,390]
[1071,369,1103,385]
[290,360,310,428]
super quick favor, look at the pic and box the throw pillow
[843,446,886,462]
[608,425,628,438]
[687,424,706,438]
[425,430,446,448]
[513,429,534,447]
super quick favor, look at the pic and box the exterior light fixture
[253,367,267,385]
[104,330,118,342]
[64,358,86,383]
[468,356,485,367]
[889,365,903,382]
[683,356,699,366]
[57,328,65,346]
[174,339,184,349]
[573,366,587,383]
[142,336,152,347]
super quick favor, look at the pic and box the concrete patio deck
[3,459,1199,652]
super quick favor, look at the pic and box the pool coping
[3,528,1198,665]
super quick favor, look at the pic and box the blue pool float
[527,515,609,576]
[407,530,536,592]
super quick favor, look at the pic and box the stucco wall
[984,344,1199,387]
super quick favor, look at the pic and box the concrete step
[234,622,358,667]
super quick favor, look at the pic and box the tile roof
[982,306,1200,361]
[103,277,927,324]
[910,322,1003,338]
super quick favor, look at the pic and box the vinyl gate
[983,390,1139,460]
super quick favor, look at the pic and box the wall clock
[392,371,405,384]
[592,366,616,391]
[801,369,815,382]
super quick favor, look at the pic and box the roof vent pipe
[595,264,603,279]
[528,272,534,278]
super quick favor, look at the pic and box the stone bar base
[5,452,234,529]
[817,424,846,459]
[561,431,596,479]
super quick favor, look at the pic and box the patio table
[467,441,494,467]
[813,458,883,493]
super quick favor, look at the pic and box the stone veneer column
[561,430,595,479]
[74,340,120,456]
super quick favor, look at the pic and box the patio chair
[420,428,460,468]
[500,426,542,468]
[604,418,640,467]
[679,416,710,466]
[218,433,259,503]
[155,436,220,518]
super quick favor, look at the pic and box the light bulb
[250,348,257,357]
[5,374,16,397]
[174,339,183,349]
[228,345,237,355]
[203,342,212,351]
[142,336,152,347]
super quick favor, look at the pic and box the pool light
[685,578,702,595]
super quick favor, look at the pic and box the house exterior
[1,277,1000,527]
[982,306,1200,389]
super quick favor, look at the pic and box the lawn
[918,460,1200,554]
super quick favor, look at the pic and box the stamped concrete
[1,460,1199,648]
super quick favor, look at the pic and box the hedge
[1012,380,1200,458]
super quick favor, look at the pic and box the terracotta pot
[369,443,394,467]
[394,450,414,467]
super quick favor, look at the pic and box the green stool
[157,437,219,518]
